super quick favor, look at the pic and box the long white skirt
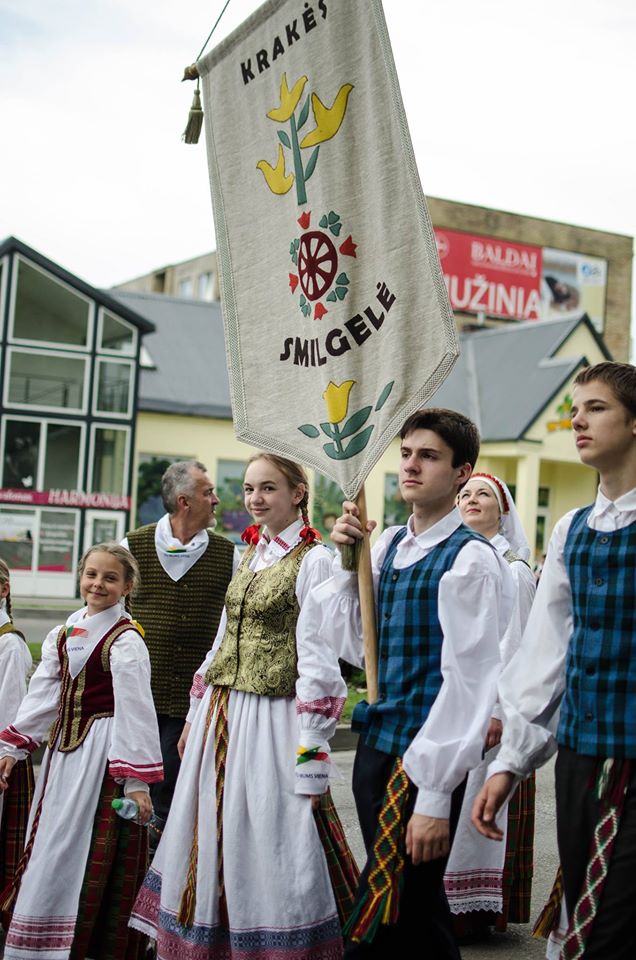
[130,686,342,960]
[4,720,113,960]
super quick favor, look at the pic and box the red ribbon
[299,525,321,545]
[241,524,261,546]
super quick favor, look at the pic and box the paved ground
[331,749,557,959]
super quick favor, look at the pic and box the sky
[1,0,635,309]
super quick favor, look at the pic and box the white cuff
[295,731,331,796]
[413,787,451,819]
[124,777,150,795]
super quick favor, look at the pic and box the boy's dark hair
[399,408,480,469]
[573,362,636,418]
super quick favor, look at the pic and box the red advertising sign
[434,228,543,321]
[0,489,131,510]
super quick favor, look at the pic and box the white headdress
[469,473,531,562]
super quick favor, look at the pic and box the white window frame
[92,356,135,420]
[0,414,86,491]
[88,422,131,496]
[0,504,80,597]
[97,306,138,357]
[83,509,127,549]
[8,254,94,352]
[3,345,89,415]
[0,255,8,339]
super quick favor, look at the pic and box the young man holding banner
[321,407,515,957]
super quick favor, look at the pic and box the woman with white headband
[444,472,536,942]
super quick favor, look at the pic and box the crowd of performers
[0,359,634,959]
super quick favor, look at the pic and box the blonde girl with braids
[0,559,34,933]
[0,543,163,960]
[131,454,358,960]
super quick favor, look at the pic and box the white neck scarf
[154,513,210,582]
[65,604,130,679]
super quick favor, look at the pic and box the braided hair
[0,558,13,620]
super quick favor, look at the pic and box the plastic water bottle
[111,798,164,847]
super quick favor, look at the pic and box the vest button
[594,578,603,586]
[392,574,398,582]
[584,711,594,721]
[383,613,390,621]
[599,536,609,544]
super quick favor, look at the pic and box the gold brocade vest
[206,541,315,697]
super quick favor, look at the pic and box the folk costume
[130,518,357,960]
[0,604,163,960]
[0,608,33,930]
[492,487,636,959]
[318,508,515,958]
[124,516,239,831]
[444,476,537,932]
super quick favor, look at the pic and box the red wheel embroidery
[298,231,337,301]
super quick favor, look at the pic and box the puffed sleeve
[403,542,515,818]
[109,630,163,792]
[0,627,63,759]
[491,560,536,721]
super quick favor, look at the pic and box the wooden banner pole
[355,485,378,705]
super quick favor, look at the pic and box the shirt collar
[257,518,303,558]
[593,486,636,518]
[404,506,463,550]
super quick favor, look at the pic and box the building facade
[0,238,153,596]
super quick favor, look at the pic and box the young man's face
[399,429,471,509]
[571,380,636,471]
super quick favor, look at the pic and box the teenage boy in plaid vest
[322,408,515,958]
[473,362,636,959]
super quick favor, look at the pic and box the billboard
[433,228,607,331]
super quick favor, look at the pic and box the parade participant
[472,362,636,959]
[0,543,163,960]
[445,474,536,939]
[124,460,239,842]
[323,408,515,958]
[0,560,33,933]
[130,454,358,960]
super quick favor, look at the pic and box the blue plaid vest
[558,506,636,757]
[352,523,484,757]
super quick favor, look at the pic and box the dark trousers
[149,714,184,832]
[345,739,465,959]
[555,746,636,959]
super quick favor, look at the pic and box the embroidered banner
[198,0,458,499]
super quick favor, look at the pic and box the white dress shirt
[491,486,636,779]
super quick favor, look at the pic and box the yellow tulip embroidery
[298,381,394,461]
[257,73,354,205]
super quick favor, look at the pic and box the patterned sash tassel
[533,865,564,939]
[177,686,229,927]
[343,757,410,944]
[561,758,631,960]
[314,790,361,930]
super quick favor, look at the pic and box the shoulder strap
[0,622,26,643]
[100,617,144,671]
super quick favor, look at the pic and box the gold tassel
[183,84,203,144]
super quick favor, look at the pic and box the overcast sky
[1,0,634,309]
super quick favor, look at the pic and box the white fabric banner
[198,0,458,500]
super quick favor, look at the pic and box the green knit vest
[207,541,314,697]
[127,523,235,717]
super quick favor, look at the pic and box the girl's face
[80,551,131,616]
[243,459,304,539]
[457,478,501,539]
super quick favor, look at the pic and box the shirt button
[595,578,604,586]
[584,711,594,721]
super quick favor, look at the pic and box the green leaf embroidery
[320,422,336,439]
[375,381,395,411]
[336,273,349,285]
[335,286,347,300]
[328,211,339,224]
[304,145,320,181]
[297,96,310,130]
[339,405,372,439]
[326,291,337,302]
[330,222,342,236]
[343,424,374,457]
[319,214,328,228]
[278,130,291,149]
[298,423,320,438]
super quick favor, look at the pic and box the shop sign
[547,394,573,432]
[0,488,131,510]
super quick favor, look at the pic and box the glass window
[92,427,128,495]
[198,271,215,300]
[95,360,133,416]
[2,420,40,488]
[43,423,82,489]
[7,349,87,411]
[178,278,193,298]
[38,510,76,572]
[216,459,251,543]
[537,486,550,508]
[136,454,181,526]
[0,508,35,570]
[100,311,136,355]
[12,258,90,347]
